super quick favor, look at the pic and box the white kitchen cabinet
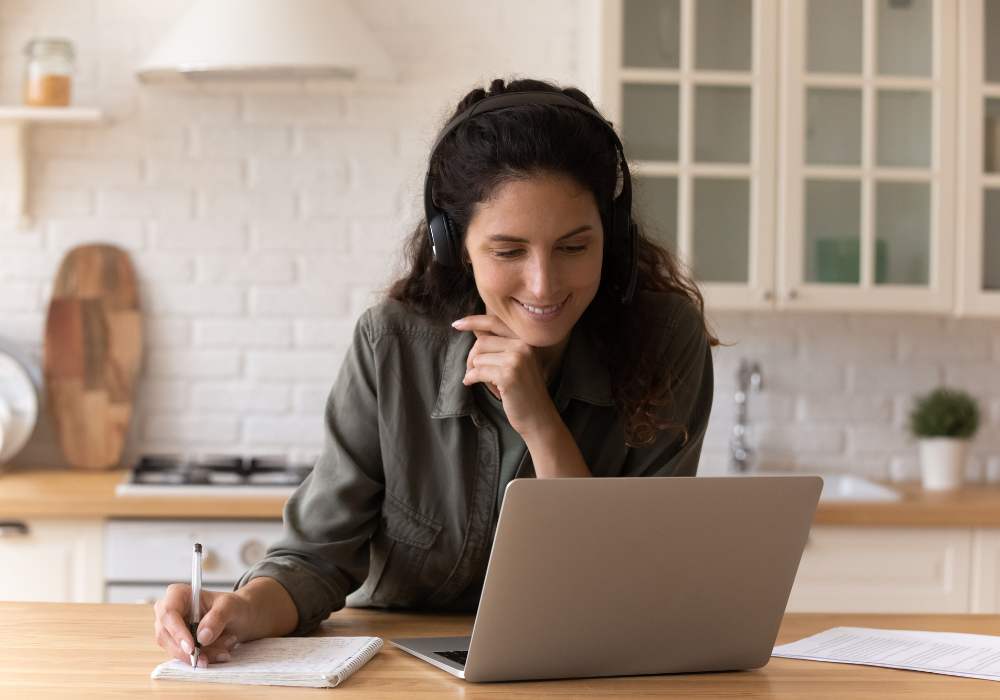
[0,518,103,603]
[971,529,1000,612]
[957,0,1000,316]
[778,0,957,313]
[602,0,779,311]
[603,0,960,314]
[786,526,973,613]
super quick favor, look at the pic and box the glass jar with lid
[23,38,75,107]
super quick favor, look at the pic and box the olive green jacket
[235,292,714,636]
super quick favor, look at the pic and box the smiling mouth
[514,295,569,318]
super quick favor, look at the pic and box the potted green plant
[908,387,980,491]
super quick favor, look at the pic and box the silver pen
[189,543,202,668]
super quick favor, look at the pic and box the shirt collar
[554,322,615,409]
[431,320,614,420]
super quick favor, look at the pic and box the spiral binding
[326,637,384,687]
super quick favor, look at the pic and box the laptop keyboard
[436,650,468,666]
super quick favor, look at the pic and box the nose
[525,251,556,301]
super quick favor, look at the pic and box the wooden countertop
[3,467,1000,526]
[812,481,1000,528]
[2,603,999,698]
[0,468,287,518]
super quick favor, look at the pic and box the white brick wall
[703,312,1000,483]
[1,1,997,481]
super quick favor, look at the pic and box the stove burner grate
[129,453,313,487]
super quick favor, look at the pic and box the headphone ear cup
[444,214,463,266]
[428,211,459,267]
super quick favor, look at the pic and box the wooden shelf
[0,106,102,123]
[0,105,105,229]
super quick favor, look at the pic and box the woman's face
[463,172,604,349]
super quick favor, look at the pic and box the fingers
[467,341,532,379]
[196,599,242,663]
[200,633,241,664]
[155,621,207,667]
[160,607,196,656]
[463,364,510,390]
[452,314,516,338]
[196,594,243,648]
[158,582,191,619]
[468,351,517,368]
[154,586,244,666]
[154,584,195,658]
[154,611,206,666]
[467,335,523,371]
[470,335,520,354]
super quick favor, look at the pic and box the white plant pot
[918,438,969,491]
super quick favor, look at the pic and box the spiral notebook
[150,636,383,688]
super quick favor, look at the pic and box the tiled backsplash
[704,312,1000,482]
[1,1,997,479]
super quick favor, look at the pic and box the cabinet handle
[202,549,219,572]
[240,539,268,566]
[0,521,29,537]
[787,289,799,301]
[762,289,774,302]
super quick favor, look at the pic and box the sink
[812,473,901,503]
[734,471,902,503]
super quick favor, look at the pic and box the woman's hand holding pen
[154,576,298,666]
[153,585,252,666]
[453,313,561,440]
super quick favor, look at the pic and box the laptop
[390,475,822,683]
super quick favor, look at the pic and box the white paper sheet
[151,635,383,688]
[772,627,1000,682]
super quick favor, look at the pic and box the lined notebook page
[151,636,383,688]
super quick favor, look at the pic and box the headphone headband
[423,90,637,304]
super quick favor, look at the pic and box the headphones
[423,90,639,305]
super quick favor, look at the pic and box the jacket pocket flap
[382,493,442,549]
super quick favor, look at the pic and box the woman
[153,77,718,666]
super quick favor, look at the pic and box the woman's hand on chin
[453,314,560,439]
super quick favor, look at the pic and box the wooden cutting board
[43,244,143,470]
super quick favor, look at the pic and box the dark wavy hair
[387,77,719,447]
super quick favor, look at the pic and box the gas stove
[114,453,314,497]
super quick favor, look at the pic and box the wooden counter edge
[0,467,287,519]
[3,467,1000,525]
[4,604,1000,698]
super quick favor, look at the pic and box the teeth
[518,299,564,315]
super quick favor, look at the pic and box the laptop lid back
[464,475,822,682]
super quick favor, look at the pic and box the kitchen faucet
[730,359,763,473]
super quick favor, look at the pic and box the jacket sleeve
[623,300,714,478]
[234,309,384,636]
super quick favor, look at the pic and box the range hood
[136,0,395,83]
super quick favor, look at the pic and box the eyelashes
[491,245,588,259]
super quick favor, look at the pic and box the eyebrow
[486,225,593,244]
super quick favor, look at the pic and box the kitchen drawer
[104,519,284,583]
[787,526,973,613]
[0,518,102,602]
[972,529,1000,613]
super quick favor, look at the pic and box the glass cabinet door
[781,0,956,312]
[958,0,1000,315]
[604,0,778,310]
